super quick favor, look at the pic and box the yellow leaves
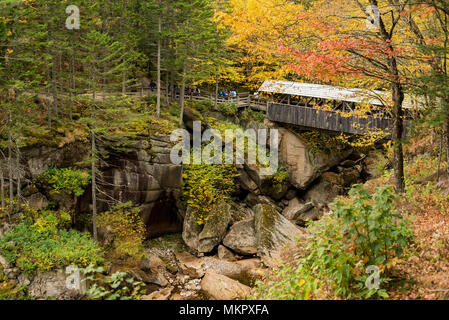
[6,49,13,55]
[217,0,306,88]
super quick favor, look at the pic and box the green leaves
[182,154,239,225]
[37,167,91,197]
[0,221,104,276]
[253,184,413,300]
[81,266,146,300]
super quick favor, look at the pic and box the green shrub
[0,221,104,275]
[218,102,238,117]
[182,162,238,225]
[252,185,413,300]
[241,108,265,123]
[32,210,72,235]
[97,202,146,259]
[266,167,289,193]
[37,167,91,197]
[81,265,146,300]
[193,100,214,113]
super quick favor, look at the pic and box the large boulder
[282,197,305,220]
[182,202,233,253]
[175,252,206,278]
[197,202,233,253]
[238,169,259,194]
[28,270,84,300]
[181,207,204,253]
[304,172,345,205]
[222,219,257,256]
[363,150,388,178]
[279,128,352,189]
[254,204,307,267]
[228,202,254,224]
[293,202,323,227]
[22,143,90,179]
[217,245,236,261]
[202,257,246,280]
[26,192,49,210]
[200,270,252,300]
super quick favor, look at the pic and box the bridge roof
[258,80,421,109]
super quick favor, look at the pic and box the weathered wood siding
[267,103,406,138]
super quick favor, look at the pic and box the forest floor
[388,202,449,300]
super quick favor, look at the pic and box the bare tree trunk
[47,68,52,129]
[8,110,13,217]
[392,81,405,193]
[70,34,75,120]
[446,117,449,177]
[1,158,5,212]
[370,0,405,193]
[91,105,98,242]
[52,53,58,118]
[15,143,20,213]
[165,70,169,106]
[179,63,186,126]
[215,64,219,110]
[122,70,126,95]
[157,14,162,117]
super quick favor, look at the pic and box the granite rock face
[254,204,307,267]
[278,128,352,189]
[182,202,233,253]
[13,135,183,238]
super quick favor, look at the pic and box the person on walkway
[150,80,156,91]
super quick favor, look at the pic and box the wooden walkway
[80,85,403,138]
[130,88,269,111]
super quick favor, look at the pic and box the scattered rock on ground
[293,202,322,227]
[200,270,252,300]
[175,252,206,278]
[217,245,236,261]
[282,197,305,220]
[202,257,245,280]
[141,286,174,300]
[28,270,83,300]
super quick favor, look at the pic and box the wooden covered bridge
[258,80,420,137]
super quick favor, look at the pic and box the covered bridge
[259,80,421,137]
